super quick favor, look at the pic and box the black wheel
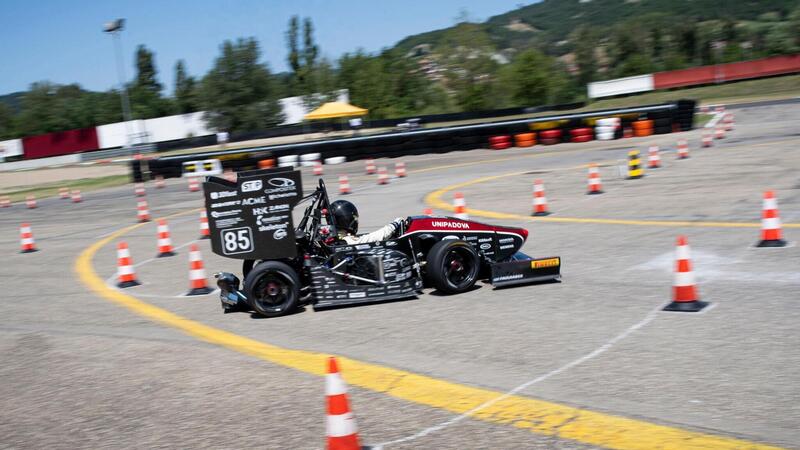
[426,240,480,294]
[243,261,300,317]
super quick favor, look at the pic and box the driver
[329,200,404,244]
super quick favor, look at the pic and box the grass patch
[1,174,130,202]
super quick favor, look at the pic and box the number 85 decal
[220,227,254,255]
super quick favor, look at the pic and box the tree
[174,60,198,114]
[129,45,173,119]
[134,45,162,92]
[198,38,285,132]
[571,26,597,86]
[286,16,301,94]
[0,103,15,140]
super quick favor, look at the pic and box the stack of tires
[632,119,654,137]
[569,127,594,143]
[595,118,619,140]
[514,132,536,147]
[299,153,321,166]
[539,129,562,145]
[489,135,512,150]
[277,154,299,168]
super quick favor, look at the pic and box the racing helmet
[330,200,359,235]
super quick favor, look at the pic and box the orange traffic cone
[714,126,725,140]
[377,167,389,185]
[137,199,151,223]
[26,195,37,209]
[156,219,176,257]
[116,241,140,288]
[532,180,550,216]
[677,139,689,159]
[423,207,433,215]
[188,177,200,192]
[59,187,70,199]
[365,159,376,175]
[325,357,361,450]
[313,160,324,176]
[154,175,165,189]
[134,182,145,197]
[453,192,468,220]
[702,133,713,148]
[199,209,210,239]
[663,236,708,312]
[756,191,787,247]
[20,223,38,253]
[395,161,407,178]
[186,244,213,295]
[648,146,661,168]
[338,175,351,195]
[0,196,10,208]
[71,190,82,203]
[586,164,603,195]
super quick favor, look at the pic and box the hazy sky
[0,0,532,95]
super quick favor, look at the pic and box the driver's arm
[350,217,404,244]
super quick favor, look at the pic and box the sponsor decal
[532,257,560,269]
[268,177,295,188]
[273,229,287,240]
[252,205,289,216]
[256,215,285,226]
[210,190,236,200]
[498,237,515,243]
[494,274,523,281]
[211,200,241,209]
[211,209,241,218]
[355,244,371,250]
[386,241,397,246]
[499,244,515,250]
[241,196,266,205]
[269,192,297,200]
[258,223,288,232]
[431,221,470,229]
[480,243,492,250]
[241,180,262,192]
[478,237,493,243]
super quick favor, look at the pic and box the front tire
[243,261,300,317]
[426,240,480,294]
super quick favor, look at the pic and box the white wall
[588,74,654,99]
[97,120,144,149]
[279,89,351,125]
[0,138,23,161]
[143,112,213,143]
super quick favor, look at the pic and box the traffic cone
[0,196,10,208]
[71,190,82,203]
[423,207,433,215]
[188,177,200,192]
[186,244,213,295]
[663,236,708,312]
[154,175,165,189]
[377,167,389,185]
[338,175,351,195]
[365,159,376,175]
[756,191,787,247]
[454,192,468,220]
[134,182,145,197]
[137,198,151,223]
[395,161,407,178]
[714,126,725,140]
[26,195,37,209]
[313,160,324,176]
[223,169,237,183]
[116,241,140,288]
[199,209,210,239]
[627,150,644,179]
[325,357,361,450]
[647,146,661,168]
[586,163,603,195]
[677,139,689,159]
[59,187,70,199]
[702,133,713,148]
[156,219,176,257]
[532,180,550,216]
[19,223,38,253]
[723,113,734,131]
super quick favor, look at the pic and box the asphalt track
[1,102,799,449]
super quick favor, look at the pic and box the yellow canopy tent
[303,102,368,120]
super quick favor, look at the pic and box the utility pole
[103,18,136,150]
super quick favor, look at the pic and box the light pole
[103,18,135,149]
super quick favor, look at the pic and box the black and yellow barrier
[627,150,644,179]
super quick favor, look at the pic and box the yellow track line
[75,219,783,449]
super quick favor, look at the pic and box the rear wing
[202,167,303,260]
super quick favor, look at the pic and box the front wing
[489,253,561,288]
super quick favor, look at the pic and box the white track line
[372,302,666,448]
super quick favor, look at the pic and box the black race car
[203,167,561,317]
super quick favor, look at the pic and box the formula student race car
[203,167,561,317]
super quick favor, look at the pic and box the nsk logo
[431,221,470,229]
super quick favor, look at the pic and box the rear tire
[243,261,300,317]
[426,240,480,294]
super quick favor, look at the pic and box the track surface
[1,102,799,449]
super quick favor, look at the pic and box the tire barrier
[489,135,512,150]
[453,192,468,220]
[116,242,140,288]
[258,159,275,169]
[20,223,38,253]
[627,150,644,179]
[663,236,708,312]
[325,156,346,165]
[514,132,536,147]
[587,164,603,195]
[325,357,361,450]
[531,180,550,216]
[757,191,787,248]
[632,119,654,137]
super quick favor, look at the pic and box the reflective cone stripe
[702,133,713,148]
[26,195,37,209]
[199,209,210,239]
[453,192,468,220]
[136,199,151,223]
[0,196,10,208]
[186,244,212,295]
[365,159,376,175]
[677,139,689,159]
[20,223,37,253]
[532,180,550,216]
[223,169,236,183]
[757,191,786,247]
[714,126,725,139]
[154,175,165,189]
[188,177,200,192]
[326,357,360,450]
[587,164,603,194]
[134,182,145,197]
[71,190,82,203]
[377,167,389,185]
[313,161,324,176]
[156,219,175,257]
[395,161,407,178]
[116,241,140,287]
[648,146,661,168]
[672,236,698,303]
[59,187,70,199]
[338,175,351,195]
[627,150,643,179]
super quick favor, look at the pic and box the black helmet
[330,200,359,235]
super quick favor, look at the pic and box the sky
[0,0,531,95]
